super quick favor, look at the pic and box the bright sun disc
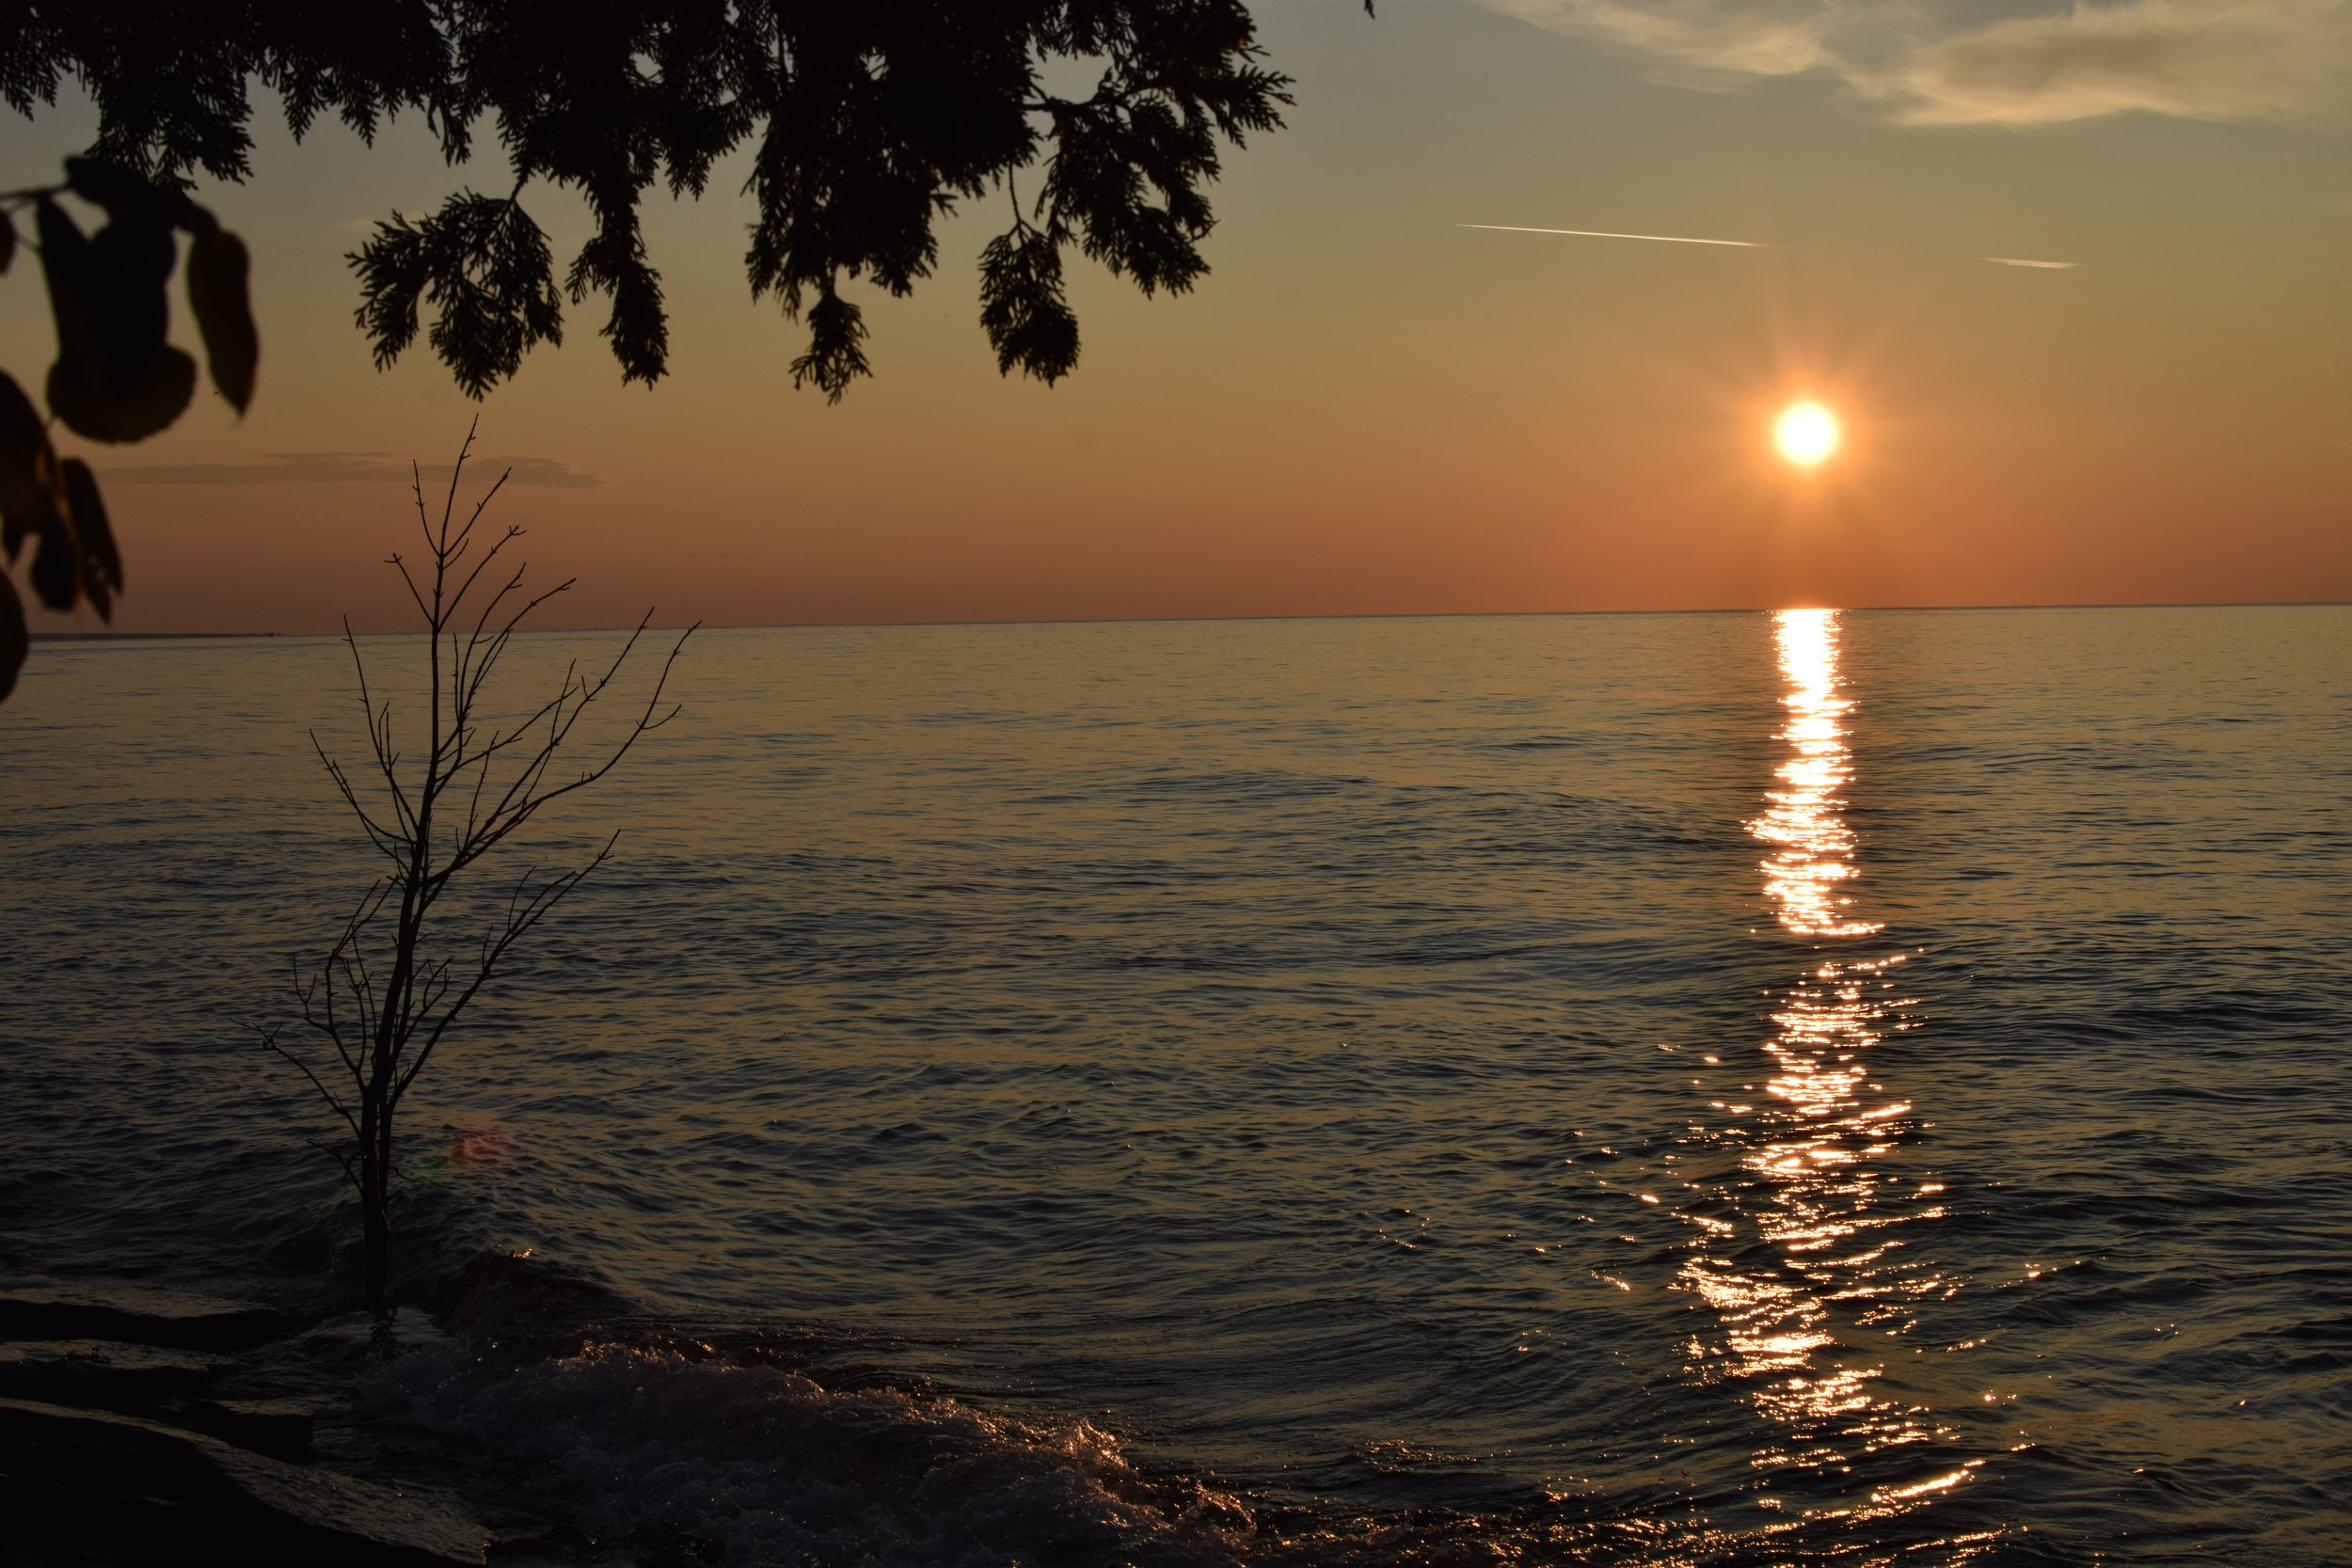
[1774,403,1840,467]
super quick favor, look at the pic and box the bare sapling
[262,423,691,1319]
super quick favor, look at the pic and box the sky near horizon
[8,0,2352,634]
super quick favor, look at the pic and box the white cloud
[1477,0,2352,125]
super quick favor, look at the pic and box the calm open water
[3,607,2348,1565]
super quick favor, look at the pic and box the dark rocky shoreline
[0,1278,516,1567]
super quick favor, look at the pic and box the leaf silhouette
[0,575,25,703]
[188,230,259,412]
[0,371,61,563]
[61,459,122,619]
[39,198,195,443]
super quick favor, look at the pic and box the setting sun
[1774,403,1841,467]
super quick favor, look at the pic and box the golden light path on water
[1680,609,1974,1533]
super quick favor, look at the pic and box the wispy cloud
[103,451,601,489]
[1903,1,2352,124]
[1458,222,1766,246]
[1481,0,1848,80]
[1477,0,2352,126]
[1984,256,2081,268]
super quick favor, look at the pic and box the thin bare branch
[432,417,481,571]
[391,548,435,625]
[393,836,615,1103]
[440,498,522,635]
[257,1023,360,1137]
[441,621,694,882]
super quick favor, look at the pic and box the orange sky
[8,1,2352,634]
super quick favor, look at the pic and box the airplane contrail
[1462,223,2083,271]
[1457,222,1765,249]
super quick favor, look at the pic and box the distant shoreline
[29,631,283,641]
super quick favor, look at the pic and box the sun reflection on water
[1751,610,1879,941]
[1681,608,1963,1531]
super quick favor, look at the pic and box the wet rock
[0,1397,484,1566]
[183,1396,314,1463]
[0,1339,243,1406]
[283,1308,453,1383]
[0,1278,278,1352]
[485,1520,637,1564]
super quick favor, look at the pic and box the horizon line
[28,598,2351,643]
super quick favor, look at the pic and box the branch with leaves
[9,2,1366,407]
[258,421,691,1317]
[4,6,1369,702]
[0,156,256,697]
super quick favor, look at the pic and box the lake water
[3,607,2348,1565]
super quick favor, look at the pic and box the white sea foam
[373,1340,1256,1566]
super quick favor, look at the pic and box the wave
[372,1331,1259,1568]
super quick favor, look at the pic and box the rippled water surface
[4,607,2349,1564]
